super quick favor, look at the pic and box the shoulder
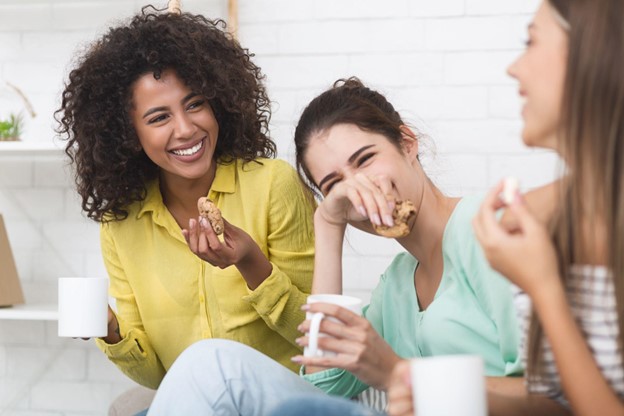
[238,158,298,183]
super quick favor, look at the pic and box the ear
[399,125,419,162]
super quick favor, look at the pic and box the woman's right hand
[316,173,396,228]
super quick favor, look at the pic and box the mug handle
[307,312,325,357]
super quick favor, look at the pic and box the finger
[199,217,222,251]
[354,173,393,226]
[344,185,368,219]
[387,395,414,416]
[181,229,190,244]
[304,303,363,326]
[297,320,364,345]
[187,218,199,253]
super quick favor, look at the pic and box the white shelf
[0,303,58,321]
[0,141,64,156]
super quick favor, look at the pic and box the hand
[292,302,401,390]
[387,360,413,416]
[317,173,396,229]
[183,216,256,269]
[472,181,561,298]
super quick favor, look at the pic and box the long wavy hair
[527,0,624,382]
[56,6,275,222]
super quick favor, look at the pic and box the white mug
[411,355,487,416]
[303,294,363,358]
[58,277,109,338]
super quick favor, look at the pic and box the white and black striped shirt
[514,265,624,407]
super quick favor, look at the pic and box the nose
[174,111,197,139]
[507,55,520,80]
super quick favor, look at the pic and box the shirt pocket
[208,266,261,332]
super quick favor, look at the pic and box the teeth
[172,140,203,156]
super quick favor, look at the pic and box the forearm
[488,391,571,416]
[312,209,347,294]
[532,282,624,415]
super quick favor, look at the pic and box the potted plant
[0,113,23,142]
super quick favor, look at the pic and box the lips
[170,138,204,156]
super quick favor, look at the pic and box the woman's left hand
[292,302,401,390]
[472,181,560,297]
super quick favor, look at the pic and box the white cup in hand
[58,277,109,338]
[303,294,363,358]
[411,355,487,416]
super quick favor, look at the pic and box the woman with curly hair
[56,6,315,389]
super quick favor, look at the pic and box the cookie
[372,200,416,238]
[197,197,224,235]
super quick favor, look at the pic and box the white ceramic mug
[58,277,109,338]
[411,355,487,416]
[303,294,363,358]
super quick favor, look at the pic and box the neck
[398,182,459,277]
[159,163,217,220]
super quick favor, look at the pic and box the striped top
[514,265,624,407]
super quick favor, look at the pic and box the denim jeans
[268,393,386,416]
[146,339,323,415]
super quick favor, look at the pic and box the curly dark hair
[56,6,275,222]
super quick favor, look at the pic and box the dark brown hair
[527,0,624,382]
[56,6,275,222]
[294,77,414,198]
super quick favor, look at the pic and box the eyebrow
[317,144,376,191]
[141,92,200,119]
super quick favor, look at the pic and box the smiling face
[303,123,422,204]
[507,1,568,150]
[130,69,219,183]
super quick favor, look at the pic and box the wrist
[529,274,565,312]
[236,244,272,290]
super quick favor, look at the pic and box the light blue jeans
[268,393,386,416]
[147,339,323,415]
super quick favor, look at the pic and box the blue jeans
[147,339,323,415]
[269,393,386,416]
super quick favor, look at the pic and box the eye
[148,114,168,124]
[356,153,374,167]
[187,100,205,110]
[324,181,338,194]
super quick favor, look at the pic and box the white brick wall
[0,0,555,414]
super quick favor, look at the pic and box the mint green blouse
[302,194,523,397]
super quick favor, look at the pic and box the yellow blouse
[95,159,315,388]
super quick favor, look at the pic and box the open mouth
[170,138,204,156]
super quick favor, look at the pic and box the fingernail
[200,218,209,228]
[189,219,196,228]
[388,200,395,210]
[295,337,303,345]
[291,356,303,363]
[301,304,310,311]
[358,206,368,218]
[372,213,382,226]
[384,214,394,227]
[297,324,303,332]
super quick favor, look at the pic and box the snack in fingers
[197,197,224,235]
[372,199,416,238]
[502,177,519,205]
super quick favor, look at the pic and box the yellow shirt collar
[137,161,238,219]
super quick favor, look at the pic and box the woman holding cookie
[146,78,524,415]
[56,8,315,389]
